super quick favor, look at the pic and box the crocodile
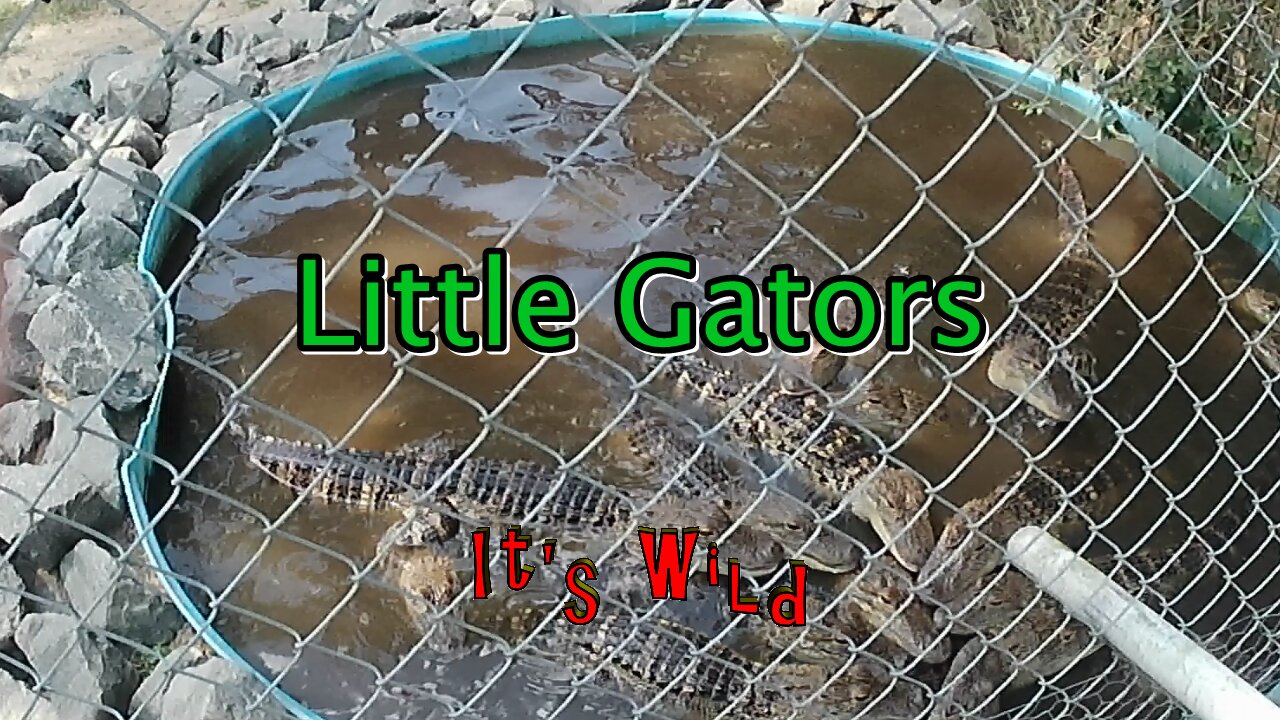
[375,534,471,653]
[929,608,1098,720]
[657,350,938,573]
[927,539,1214,720]
[239,425,635,542]
[916,458,1132,606]
[236,404,948,662]
[243,422,798,588]
[1232,285,1280,375]
[752,563,953,669]
[600,412,870,575]
[985,154,1112,423]
[777,262,955,435]
[386,543,930,720]
[932,543,1193,637]
[370,409,940,661]
[776,261,915,396]
[780,349,954,439]
[662,479,949,664]
[235,406,873,579]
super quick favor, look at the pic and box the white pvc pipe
[1005,526,1280,720]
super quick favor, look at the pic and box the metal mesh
[1,0,1279,719]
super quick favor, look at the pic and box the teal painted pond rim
[125,10,1280,719]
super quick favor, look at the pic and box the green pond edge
[124,9,1280,718]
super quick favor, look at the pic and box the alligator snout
[987,335,1085,423]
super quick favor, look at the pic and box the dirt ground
[0,0,286,97]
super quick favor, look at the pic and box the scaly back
[1056,155,1091,248]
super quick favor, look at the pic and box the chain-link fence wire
[982,0,1280,202]
[3,0,1280,719]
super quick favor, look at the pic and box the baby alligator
[916,458,1133,606]
[234,409,875,579]
[241,409,942,661]
[386,543,930,720]
[932,543,1192,637]
[986,154,1111,422]
[928,538,1216,720]
[752,561,953,669]
[240,426,634,540]
[1232,284,1280,375]
[777,262,955,436]
[658,351,938,573]
[604,412,877,574]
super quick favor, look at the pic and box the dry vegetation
[981,0,1280,200]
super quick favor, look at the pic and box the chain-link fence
[2,0,1280,719]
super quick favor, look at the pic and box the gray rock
[0,399,53,465]
[776,0,823,15]
[0,553,24,643]
[15,613,138,720]
[18,218,70,278]
[222,18,283,59]
[0,396,125,568]
[61,113,99,157]
[319,0,365,17]
[101,146,147,167]
[541,0,639,12]
[31,86,95,131]
[0,93,27,124]
[0,169,84,239]
[76,156,160,232]
[26,267,163,412]
[159,657,290,720]
[165,40,221,75]
[264,53,329,95]
[247,37,301,71]
[24,123,77,172]
[2,258,57,322]
[55,59,96,98]
[371,0,439,29]
[104,59,173,127]
[469,0,493,23]
[153,101,251,182]
[87,52,137,110]
[265,33,375,94]
[434,5,472,30]
[0,673,59,720]
[166,56,264,133]
[51,212,140,282]
[4,291,56,344]
[129,637,207,720]
[0,121,23,144]
[277,10,355,53]
[876,0,996,46]
[59,540,182,646]
[493,0,539,19]
[152,127,204,183]
[483,14,525,27]
[0,142,52,205]
[374,23,440,50]
[2,326,44,391]
[196,26,226,62]
[89,117,161,167]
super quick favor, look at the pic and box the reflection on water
[152,26,1280,719]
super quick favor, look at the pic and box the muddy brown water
[149,26,1280,719]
